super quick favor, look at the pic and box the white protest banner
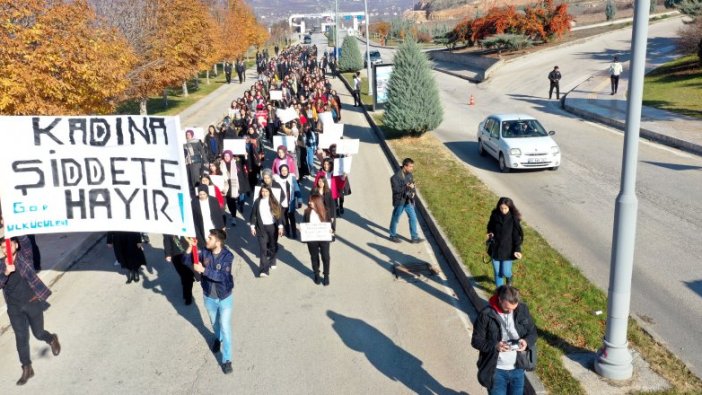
[324,123,344,139]
[273,135,297,152]
[223,138,247,155]
[0,116,195,238]
[300,222,333,242]
[269,90,283,101]
[318,133,341,149]
[183,126,205,141]
[253,186,283,203]
[318,111,334,126]
[336,139,360,155]
[276,107,298,123]
[333,157,352,176]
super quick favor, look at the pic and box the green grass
[644,55,702,119]
[117,71,228,116]
[341,72,373,106]
[372,115,702,394]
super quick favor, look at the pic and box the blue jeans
[389,203,418,240]
[492,260,513,286]
[306,146,316,175]
[489,368,524,395]
[204,294,233,363]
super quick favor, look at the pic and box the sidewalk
[563,71,702,156]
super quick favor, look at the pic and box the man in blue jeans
[389,158,424,243]
[471,285,537,394]
[185,229,235,374]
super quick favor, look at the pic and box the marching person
[274,164,302,239]
[389,158,423,244]
[221,150,251,226]
[163,234,195,305]
[184,229,235,374]
[548,65,561,100]
[1,234,61,386]
[314,158,346,217]
[609,56,623,95]
[486,197,524,287]
[310,176,336,229]
[191,184,226,249]
[303,194,334,286]
[249,185,284,277]
[184,129,208,193]
[107,231,147,284]
[471,285,537,394]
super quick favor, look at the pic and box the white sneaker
[260,273,268,277]
[272,265,277,270]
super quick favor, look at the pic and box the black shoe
[314,274,321,284]
[212,339,221,353]
[323,276,330,286]
[184,298,193,306]
[133,270,140,283]
[17,365,34,386]
[126,273,133,284]
[339,207,344,214]
[49,334,61,356]
[411,238,424,244]
[222,361,233,374]
[389,236,401,243]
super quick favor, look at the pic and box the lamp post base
[594,341,633,380]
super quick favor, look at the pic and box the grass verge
[117,71,228,116]
[373,114,702,394]
[644,55,702,120]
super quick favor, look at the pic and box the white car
[477,114,561,172]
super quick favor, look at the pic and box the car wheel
[549,166,559,171]
[478,140,487,156]
[499,154,510,173]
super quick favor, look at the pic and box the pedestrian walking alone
[471,285,537,394]
[389,158,423,244]
[1,235,61,386]
[184,229,235,374]
[609,56,623,95]
[353,71,362,107]
[548,66,561,100]
[163,234,195,305]
[303,194,334,286]
[249,185,284,277]
[486,197,523,287]
[224,62,232,84]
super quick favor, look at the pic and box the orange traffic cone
[469,94,475,106]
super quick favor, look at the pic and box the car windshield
[370,51,381,59]
[501,120,548,138]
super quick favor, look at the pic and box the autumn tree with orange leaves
[0,0,136,115]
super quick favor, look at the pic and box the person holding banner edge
[1,234,61,386]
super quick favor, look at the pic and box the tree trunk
[139,98,148,115]
[182,80,189,97]
[162,89,168,108]
[194,75,199,90]
[213,63,218,76]
[206,70,211,85]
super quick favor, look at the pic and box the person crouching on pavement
[0,235,61,386]
[471,285,537,394]
[184,229,235,374]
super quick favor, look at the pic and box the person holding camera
[471,285,537,394]
[389,158,423,244]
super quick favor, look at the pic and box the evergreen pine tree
[339,35,363,72]
[384,39,443,136]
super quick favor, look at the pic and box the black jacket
[191,196,225,247]
[163,234,189,258]
[471,300,537,389]
[548,70,561,83]
[249,198,283,232]
[390,169,414,207]
[486,211,523,260]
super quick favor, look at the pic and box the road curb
[338,73,548,395]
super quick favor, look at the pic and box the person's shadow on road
[327,311,467,395]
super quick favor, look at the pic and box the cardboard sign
[318,111,334,126]
[208,175,226,192]
[333,157,352,176]
[273,135,297,152]
[318,133,341,149]
[223,138,247,155]
[183,126,205,142]
[270,90,283,101]
[300,222,333,242]
[0,116,195,237]
[276,107,298,123]
[335,138,359,155]
[324,123,344,139]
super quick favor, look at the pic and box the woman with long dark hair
[249,186,284,277]
[303,194,333,286]
[314,157,346,216]
[486,197,524,286]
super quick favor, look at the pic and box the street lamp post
[334,0,339,60]
[594,0,651,380]
[364,0,373,97]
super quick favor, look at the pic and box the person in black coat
[107,231,147,284]
[303,194,334,286]
[548,65,561,100]
[163,234,194,305]
[486,197,524,287]
[311,176,336,231]
[224,62,232,84]
[191,185,226,249]
[249,185,284,277]
[471,285,537,393]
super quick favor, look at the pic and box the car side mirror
[549,130,556,136]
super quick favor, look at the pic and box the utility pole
[335,0,339,60]
[594,0,650,380]
[364,0,373,97]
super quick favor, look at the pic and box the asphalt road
[352,18,702,377]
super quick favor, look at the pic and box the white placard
[223,138,247,155]
[254,186,283,203]
[335,139,360,155]
[333,157,352,176]
[300,222,333,242]
[0,116,195,238]
[270,90,283,101]
[276,107,298,123]
[209,175,226,192]
[324,122,344,138]
[183,126,205,142]
[318,111,334,126]
[318,133,341,149]
[273,135,297,152]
